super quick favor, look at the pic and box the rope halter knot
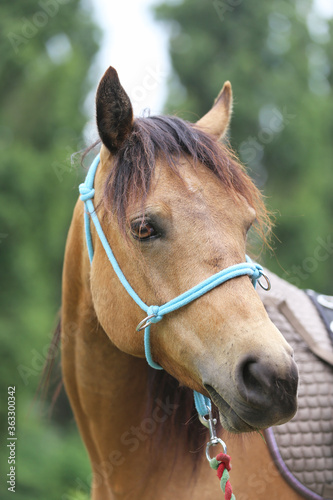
[254,267,271,291]
[79,183,95,202]
[250,264,262,281]
[136,305,163,332]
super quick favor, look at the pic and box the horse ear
[196,81,233,140]
[96,67,133,153]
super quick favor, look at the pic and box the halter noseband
[79,153,271,418]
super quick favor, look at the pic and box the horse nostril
[236,356,298,409]
[244,360,267,392]
[237,357,269,405]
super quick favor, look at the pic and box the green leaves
[0,1,99,497]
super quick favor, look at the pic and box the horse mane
[103,115,271,244]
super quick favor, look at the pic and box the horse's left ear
[96,66,133,154]
[196,81,233,140]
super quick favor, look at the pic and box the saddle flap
[257,269,333,367]
[259,269,333,499]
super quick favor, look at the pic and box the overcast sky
[87,0,333,125]
[90,0,170,117]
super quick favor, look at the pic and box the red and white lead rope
[209,452,236,500]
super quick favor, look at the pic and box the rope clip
[199,407,227,461]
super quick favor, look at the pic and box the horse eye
[131,220,159,241]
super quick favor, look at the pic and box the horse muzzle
[204,355,299,433]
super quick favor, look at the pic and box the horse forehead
[154,158,224,202]
[153,159,253,221]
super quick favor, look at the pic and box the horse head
[83,67,298,433]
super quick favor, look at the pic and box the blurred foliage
[154,0,333,292]
[0,0,99,498]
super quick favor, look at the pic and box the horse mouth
[204,384,260,433]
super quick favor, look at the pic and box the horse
[61,66,302,500]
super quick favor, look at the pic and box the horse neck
[64,200,151,408]
[62,200,202,498]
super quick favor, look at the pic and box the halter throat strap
[79,153,270,417]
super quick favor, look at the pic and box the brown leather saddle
[257,270,333,500]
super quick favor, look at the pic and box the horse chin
[205,384,263,433]
[218,407,257,434]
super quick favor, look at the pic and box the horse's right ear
[196,81,233,140]
[96,67,133,154]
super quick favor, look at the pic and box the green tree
[154,0,333,292]
[0,1,100,498]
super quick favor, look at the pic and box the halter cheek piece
[79,153,271,420]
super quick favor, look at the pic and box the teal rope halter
[79,153,271,418]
